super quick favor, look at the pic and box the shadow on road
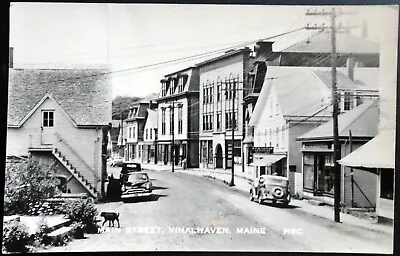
[122,194,168,203]
[260,202,300,209]
[152,185,168,190]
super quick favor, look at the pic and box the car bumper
[121,191,152,199]
[260,194,290,203]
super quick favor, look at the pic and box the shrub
[2,220,33,253]
[58,199,99,233]
[4,159,61,215]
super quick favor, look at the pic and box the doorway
[215,144,223,168]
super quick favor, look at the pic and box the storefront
[200,140,213,168]
[339,130,395,221]
[250,147,287,178]
[143,142,157,164]
[302,151,335,204]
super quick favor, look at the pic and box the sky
[10,3,391,98]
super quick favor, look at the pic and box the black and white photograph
[1,2,398,254]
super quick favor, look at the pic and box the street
[43,168,392,253]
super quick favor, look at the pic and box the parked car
[121,172,152,202]
[249,174,290,206]
[119,162,142,179]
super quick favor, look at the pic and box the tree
[4,159,61,215]
[112,96,142,119]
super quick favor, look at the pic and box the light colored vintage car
[121,172,152,201]
[249,175,290,206]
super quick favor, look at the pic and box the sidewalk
[142,162,393,236]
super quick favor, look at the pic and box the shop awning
[339,130,395,169]
[251,154,286,167]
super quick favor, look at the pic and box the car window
[127,173,148,183]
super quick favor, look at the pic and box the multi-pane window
[344,91,353,111]
[132,127,136,139]
[178,106,183,134]
[169,79,175,95]
[170,108,173,135]
[178,76,184,93]
[146,129,148,140]
[216,112,222,130]
[150,128,153,140]
[161,82,167,97]
[161,108,166,135]
[42,111,54,127]
[224,79,237,100]
[225,111,237,129]
[203,113,213,131]
[217,81,222,101]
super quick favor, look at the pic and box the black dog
[100,212,120,228]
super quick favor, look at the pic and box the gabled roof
[283,31,379,54]
[8,68,111,126]
[249,66,332,126]
[298,100,379,140]
[249,66,378,127]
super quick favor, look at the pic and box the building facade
[298,100,379,207]
[339,7,397,222]
[142,108,158,164]
[156,66,200,168]
[249,65,379,194]
[7,67,112,198]
[197,48,254,170]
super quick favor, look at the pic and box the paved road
[43,169,393,253]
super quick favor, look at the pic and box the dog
[100,212,120,228]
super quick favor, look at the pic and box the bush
[4,159,61,215]
[57,199,99,233]
[2,220,33,253]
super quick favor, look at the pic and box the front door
[41,110,55,145]
[215,144,223,168]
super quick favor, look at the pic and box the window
[178,106,183,134]
[344,91,353,111]
[161,108,166,135]
[170,108,173,135]
[146,129,148,140]
[276,127,279,148]
[129,127,132,139]
[225,111,237,129]
[380,169,394,200]
[161,82,167,97]
[169,80,175,95]
[217,81,222,101]
[209,86,213,103]
[150,128,153,140]
[225,80,230,100]
[303,154,314,190]
[42,110,54,127]
[216,112,222,130]
[178,76,184,92]
[132,127,136,139]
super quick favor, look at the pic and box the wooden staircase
[53,147,98,198]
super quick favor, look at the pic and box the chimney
[9,47,13,68]
[347,57,356,80]
[361,20,368,38]
[254,41,274,61]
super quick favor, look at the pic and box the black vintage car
[121,172,152,202]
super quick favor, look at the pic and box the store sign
[252,147,274,154]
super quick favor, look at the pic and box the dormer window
[161,81,167,97]
[169,79,175,95]
[343,91,353,111]
[178,76,185,93]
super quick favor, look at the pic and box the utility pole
[349,129,354,207]
[229,80,236,187]
[171,101,175,173]
[305,7,359,223]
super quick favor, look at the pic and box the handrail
[54,133,99,182]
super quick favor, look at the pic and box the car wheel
[250,190,254,201]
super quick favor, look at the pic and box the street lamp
[167,101,183,173]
